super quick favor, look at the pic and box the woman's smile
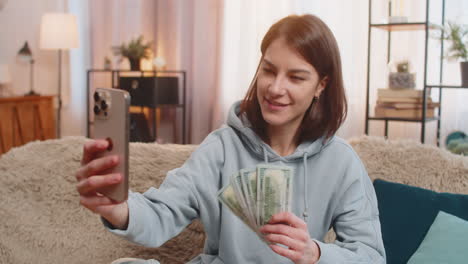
[264,97,289,111]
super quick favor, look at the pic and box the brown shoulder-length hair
[239,14,347,144]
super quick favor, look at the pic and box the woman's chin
[262,114,288,127]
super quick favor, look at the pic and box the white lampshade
[0,64,11,84]
[40,13,79,50]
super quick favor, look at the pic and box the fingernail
[112,156,119,163]
[113,174,121,182]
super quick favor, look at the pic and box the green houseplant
[439,22,468,87]
[114,35,152,71]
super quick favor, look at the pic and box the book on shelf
[376,101,440,109]
[377,96,425,103]
[374,88,438,118]
[374,106,436,119]
[377,88,423,98]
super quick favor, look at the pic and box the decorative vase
[461,61,468,87]
[129,58,141,71]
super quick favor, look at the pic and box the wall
[0,0,82,137]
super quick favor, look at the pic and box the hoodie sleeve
[102,134,224,248]
[314,154,386,264]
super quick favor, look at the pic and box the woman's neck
[267,123,300,157]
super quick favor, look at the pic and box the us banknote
[257,164,294,226]
[217,182,256,231]
[217,164,294,235]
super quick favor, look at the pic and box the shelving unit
[364,0,461,146]
[86,70,187,144]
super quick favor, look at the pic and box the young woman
[76,14,386,263]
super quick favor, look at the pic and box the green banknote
[257,165,294,226]
[217,182,255,231]
[239,168,258,228]
[218,164,294,238]
[231,172,256,228]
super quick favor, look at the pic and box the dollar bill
[257,165,294,226]
[218,164,294,238]
[239,168,258,227]
[217,182,256,231]
[231,172,256,228]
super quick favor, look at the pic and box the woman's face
[256,37,326,130]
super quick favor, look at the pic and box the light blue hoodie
[104,101,386,263]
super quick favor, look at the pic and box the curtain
[214,0,294,128]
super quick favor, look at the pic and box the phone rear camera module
[94,105,101,115]
[93,92,101,102]
[101,100,108,110]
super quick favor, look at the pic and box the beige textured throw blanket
[0,136,466,264]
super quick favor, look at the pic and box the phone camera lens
[101,100,108,110]
[93,92,101,102]
[94,105,101,115]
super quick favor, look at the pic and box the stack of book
[374,89,439,119]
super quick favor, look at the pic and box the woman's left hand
[259,212,320,264]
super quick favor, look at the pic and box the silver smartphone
[92,88,130,202]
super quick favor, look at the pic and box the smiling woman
[240,15,347,146]
[76,14,385,264]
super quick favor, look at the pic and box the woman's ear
[315,76,328,98]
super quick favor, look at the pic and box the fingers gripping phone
[92,88,130,202]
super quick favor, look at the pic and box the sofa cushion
[407,211,468,264]
[373,179,468,264]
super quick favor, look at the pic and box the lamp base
[24,90,40,96]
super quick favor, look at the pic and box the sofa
[0,136,466,264]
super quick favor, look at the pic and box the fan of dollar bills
[217,164,294,234]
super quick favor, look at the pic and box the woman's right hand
[75,139,129,230]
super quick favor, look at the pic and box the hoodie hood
[227,101,333,162]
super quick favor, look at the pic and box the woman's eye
[262,68,274,74]
[291,76,305,81]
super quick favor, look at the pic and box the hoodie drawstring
[302,153,309,221]
[262,146,269,163]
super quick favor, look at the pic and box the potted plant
[439,22,468,87]
[114,35,152,71]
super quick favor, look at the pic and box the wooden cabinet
[0,96,55,155]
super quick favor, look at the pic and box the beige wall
[0,0,85,137]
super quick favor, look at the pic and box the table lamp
[17,41,38,96]
[40,12,78,138]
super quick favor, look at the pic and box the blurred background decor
[40,12,79,138]
[446,131,468,155]
[438,21,468,87]
[16,41,38,96]
[114,35,152,71]
[388,59,416,90]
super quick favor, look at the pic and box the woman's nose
[267,76,287,96]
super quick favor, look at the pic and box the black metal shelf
[426,85,468,89]
[368,116,439,122]
[370,22,438,31]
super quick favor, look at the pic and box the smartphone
[92,88,130,202]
